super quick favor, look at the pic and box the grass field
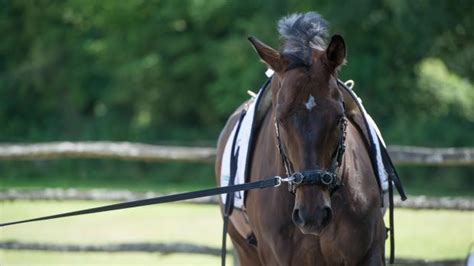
[0,201,472,265]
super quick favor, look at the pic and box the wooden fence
[1,141,472,210]
[0,141,472,165]
[0,141,472,265]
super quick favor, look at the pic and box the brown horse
[216,12,386,265]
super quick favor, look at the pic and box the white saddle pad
[220,84,266,208]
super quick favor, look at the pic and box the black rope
[0,178,280,228]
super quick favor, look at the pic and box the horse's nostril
[292,208,305,226]
[321,206,333,227]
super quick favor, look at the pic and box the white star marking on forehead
[305,94,316,111]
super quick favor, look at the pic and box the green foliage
[0,1,472,191]
[416,58,474,121]
[1,0,471,144]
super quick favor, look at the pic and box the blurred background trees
[0,0,472,194]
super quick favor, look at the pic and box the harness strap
[274,119,293,177]
[289,170,341,193]
[388,167,395,264]
[222,109,246,266]
[221,215,230,266]
[379,142,407,201]
[331,117,348,172]
[380,139,403,264]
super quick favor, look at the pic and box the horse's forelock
[277,12,329,65]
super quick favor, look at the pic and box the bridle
[274,95,348,194]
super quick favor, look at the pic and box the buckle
[274,176,283,187]
[320,172,334,186]
[291,172,304,185]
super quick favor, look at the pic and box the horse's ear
[248,36,287,72]
[325,34,346,72]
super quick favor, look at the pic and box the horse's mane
[277,12,329,65]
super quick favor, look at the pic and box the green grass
[387,209,474,260]
[0,201,473,265]
[0,202,223,246]
[0,201,230,265]
[0,160,472,264]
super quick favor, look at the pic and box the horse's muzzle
[292,206,333,235]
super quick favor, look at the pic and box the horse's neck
[339,120,381,209]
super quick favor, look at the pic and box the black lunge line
[0,177,281,228]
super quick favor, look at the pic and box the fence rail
[0,142,473,165]
[0,142,216,163]
[0,240,222,256]
[1,188,472,210]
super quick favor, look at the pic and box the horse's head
[249,13,347,235]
